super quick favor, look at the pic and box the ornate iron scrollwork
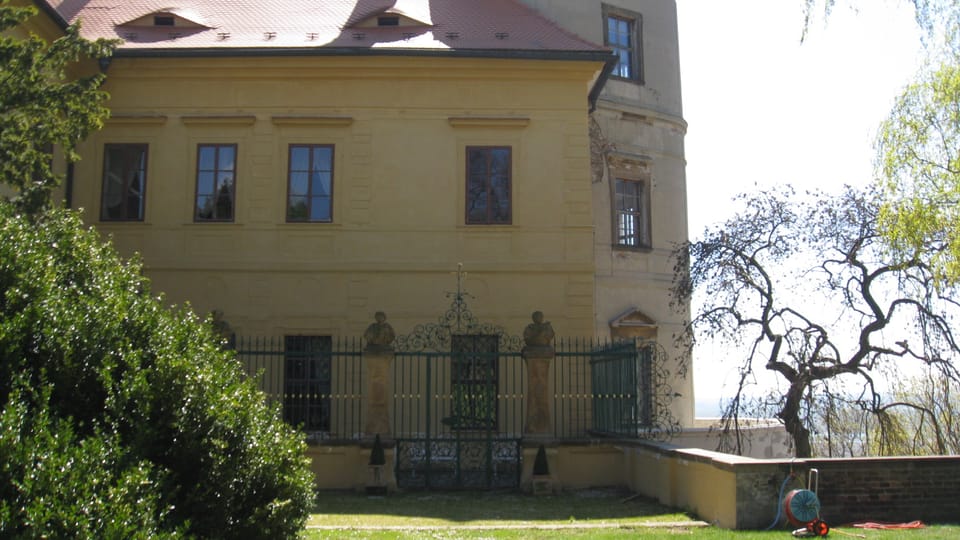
[395,264,521,353]
[642,340,682,440]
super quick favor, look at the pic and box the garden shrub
[0,203,314,539]
[0,381,185,539]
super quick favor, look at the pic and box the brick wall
[808,456,960,525]
[736,456,960,528]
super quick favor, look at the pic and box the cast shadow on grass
[310,488,695,527]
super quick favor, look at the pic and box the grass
[308,488,691,528]
[303,528,960,539]
[304,489,959,539]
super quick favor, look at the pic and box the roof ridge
[54,0,613,54]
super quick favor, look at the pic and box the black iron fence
[553,338,675,440]
[234,336,364,442]
[232,336,675,443]
[589,340,654,437]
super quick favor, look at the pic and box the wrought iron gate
[391,268,524,490]
[392,348,523,489]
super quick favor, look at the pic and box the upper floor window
[195,144,236,222]
[466,146,511,225]
[603,5,642,82]
[101,143,147,221]
[287,144,334,222]
[614,177,651,249]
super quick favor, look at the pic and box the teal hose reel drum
[784,469,829,537]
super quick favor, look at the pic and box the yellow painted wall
[622,443,756,529]
[8,1,63,42]
[552,445,625,488]
[545,443,740,529]
[670,455,737,528]
[71,55,603,338]
[306,445,396,491]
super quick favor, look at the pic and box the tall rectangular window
[466,146,511,225]
[195,144,236,222]
[603,5,642,82]
[284,335,332,432]
[450,334,498,430]
[101,144,147,221]
[287,144,333,222]
[615,178,651,248]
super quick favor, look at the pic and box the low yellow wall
[305,445,397,492]
[307,440,960,530]
[550,445,624,489]
[306,441,746,527]
[619,443,740,528]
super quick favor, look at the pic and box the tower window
[602,5,643,83]
[613,177,651,249]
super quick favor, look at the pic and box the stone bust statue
[364,311,396,352]
[523,310,555,349]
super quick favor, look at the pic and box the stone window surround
[608,156,652,251]
[602,3,644,84]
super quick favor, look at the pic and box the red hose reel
[785,469,830,537]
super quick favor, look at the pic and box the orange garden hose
[852,520,926,529]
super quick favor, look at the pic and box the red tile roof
[49,0,609,57]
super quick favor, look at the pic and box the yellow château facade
[74,53,605,340]
[11,0,759,493]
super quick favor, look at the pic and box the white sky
[675,1,926,411]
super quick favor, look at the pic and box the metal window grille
[234,336,363,442]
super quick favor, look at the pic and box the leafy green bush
[0,203,314,539]
[0,380,185,538]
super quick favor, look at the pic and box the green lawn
[304,528,960,539]
[309,488,693,528]
[304,489,957,539]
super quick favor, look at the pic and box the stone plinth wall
[623,441,960,529]
[807,456,960,526]
[303,438,960,530]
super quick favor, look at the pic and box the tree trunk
[781,381,813,457]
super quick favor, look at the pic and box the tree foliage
[0,7,314,535]
[0,203,315,537]
[877,55,960,285]
[0,0,113,214]
[672,185,960,457]
[1,381,186,538]
[803,0,960,286]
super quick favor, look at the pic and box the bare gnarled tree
[672,185,960,457]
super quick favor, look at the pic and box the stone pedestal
[364,351,392,437]
[523,346,554,436]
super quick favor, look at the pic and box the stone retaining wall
[305,439,960,529]
[624,441,960,529]
[806,456,960,525]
